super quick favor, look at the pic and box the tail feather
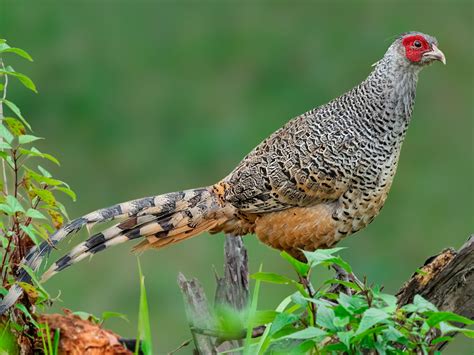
[0,187,225,314]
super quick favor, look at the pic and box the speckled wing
[222,110,358,214]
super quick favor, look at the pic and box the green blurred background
[1,0,473,353]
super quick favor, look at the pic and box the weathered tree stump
[178,235,249,354]
[396,235,474,350]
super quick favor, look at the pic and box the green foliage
[0,39,76,339]
[0,39,159,354]
[70,310,128,326]
[39,322,59,355]
[243,249,474,354]
[0,322,18,354]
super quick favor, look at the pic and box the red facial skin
[402,35,431,63]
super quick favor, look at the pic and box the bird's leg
[329,264,352,296]
[329,264,364,296]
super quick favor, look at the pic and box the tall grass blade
[243,264,262,355]
[135,259,153,355]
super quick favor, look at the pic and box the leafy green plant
[71,310,129,326]
[0,38,76,346]
[241,248,474,354]
[38,322,59,355]
[0,41,151,353]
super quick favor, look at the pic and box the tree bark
[178,235,249,354]
[396,235,474,350]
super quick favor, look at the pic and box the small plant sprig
[239,248,474,354]
[0,39,75,331]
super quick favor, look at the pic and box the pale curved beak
[423,44,446,65]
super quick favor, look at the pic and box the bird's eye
[413,40,422,48]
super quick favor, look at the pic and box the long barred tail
[0,187,224,315]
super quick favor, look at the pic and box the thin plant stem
[0,58,9,196]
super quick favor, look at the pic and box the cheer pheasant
[0,32,445,313]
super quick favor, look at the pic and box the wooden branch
[397,235,474,313]
[214,235,249,310]
[178,235,249,354]
[177,273,216,354]
[396,235,474,349]
[214,235,249,353]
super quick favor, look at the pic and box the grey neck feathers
[364,51,420,142]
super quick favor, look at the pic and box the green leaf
[25,208,48,220]
[0,47,33,61]
[0,141,11,150]
[2,99,31,129]
[0,67,37,93]
[303,248,351,272]
[47,208,64,229]
[282,326,327,340]
[4,155,14,168]
[0,321,18,355]
[251,272,294,285]
[287,340,316,354]
[33,188,56,206]
[255,295,294,355]
[426,311,474,327]
[439,322,474,338]
[6,195,25,213]
[338,293,368,314]
[356,308,389,335]
[20,225,41,245]
[250,310,278,326]
[18,134,42,144]
[19,148,60,165]
[26,168,63,186]
[72,311,100,323]
[352,325,387,344]
[4,117,26,136]
[402,295,438,313]
[52,328,60,355]
[337,330,354,350]
[376,293,398,313]
[56,187,77,201]
[0,234,9,248]
[37,165,52,178]
[430,336,453,345]
[136,259,152,355]
[55,201,70,220]
[280,251,310,277]
[321,342,348,352]
[15,303,40,328]
[268,312,300,336]
[382,326,405,342]
[316,303,337,331]
[333,316,350,328]
[101,311,129,323]
[213,305,246,339]
[291,291,308,306]
[0,204,13,215]
[0,124,14,144]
